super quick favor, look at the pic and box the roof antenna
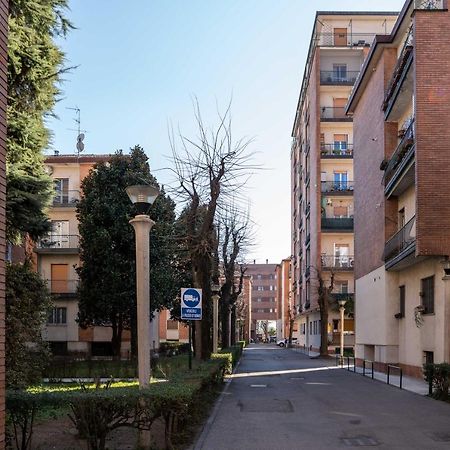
[66,106,87,156]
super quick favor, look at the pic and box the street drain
[425,432,450,442]
[341,436,380,447]
[238,398,294,413]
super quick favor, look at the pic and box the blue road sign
[181,288,202,320]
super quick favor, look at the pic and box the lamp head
[338,300,347,308]
[126,184,159,215]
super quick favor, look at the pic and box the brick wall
[0,0,7,445]
[353,49,397,280]
[414,8,450,256]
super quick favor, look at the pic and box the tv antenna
[66,106,87,156]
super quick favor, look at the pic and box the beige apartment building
[347,0,450,377]
[275,257,297,341]
[291,11,397,352]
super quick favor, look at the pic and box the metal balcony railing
[52,190,80,207]
[320,107,351,121]
[384,119,415,186]
[330,293,354,302]
[36,234,79,249]
[46,279,79,295]
[321,217,354,231]
[414,0,445,9]
[321,181,354,194]
[320,144,353,157]
[320,71,359,85]
[383,216,416,262]
[321,255,355,270]
[315,32,380,48]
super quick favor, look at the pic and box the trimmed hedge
[7,358,229,450]
[159,341,190,357]
[424,363,450,401]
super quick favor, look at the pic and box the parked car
[269,336,277,343]
[277,337,298,347]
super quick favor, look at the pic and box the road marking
[250,384,267,388]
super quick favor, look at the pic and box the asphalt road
[195,344,450,450]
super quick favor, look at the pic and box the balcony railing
[320,144,353,158]
[321,217,354,231]
[305,266,310,278]
[321,181,354,194]
[46,279,78,295]
[330,293,354,303]
[321,255,354,270]
[383,216,416,262]
[384,119,415,186]
[52,190,80,207]
[320,107,351,121]
[305,203,311,216]
[320,71,359,85]
[315,32,380,48]
[36,234,79,250]
[383,27,414,113]
[414,0,445,9]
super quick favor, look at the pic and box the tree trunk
[319,302,329,357]
[111,315,122,360]
[220,301,229,348]
[230,305,236,346]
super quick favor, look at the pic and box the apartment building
[243,261,278,341]
[347,0,450,377]
[275,257,296,340]
[291,12,397,352]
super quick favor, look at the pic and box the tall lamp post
[211,284,220,353]
[338,300,346,365]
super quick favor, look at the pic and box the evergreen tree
[77,146,180,358]
[7,0,72,242]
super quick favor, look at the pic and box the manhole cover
[425,432,450,442]
[341,436,380,447]
[238,398,294,413]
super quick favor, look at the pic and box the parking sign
[181,288,202,320]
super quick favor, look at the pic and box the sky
[47,0,405,264]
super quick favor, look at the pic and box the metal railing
[320,107,351,120]
[315,32,381,48]
[321,181,354,193]
[414,0,445,9]
[320,71,359,85]
[45,279,79,294]
[363,360,375,379]
[321,255,354,269]
[384,119,415,185]
[36,234,79,249]
[387,364,403,389]
[331,293,354,302]
[321,217,354,231]
[320,144,353,157]
[383,216,416,261]
[52,190,80,207]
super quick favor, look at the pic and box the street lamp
[127,184,159,449]
[338,299,346,365]
[211,283,220,353]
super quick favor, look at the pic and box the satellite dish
[76,133,85,153]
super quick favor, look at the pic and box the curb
[192,353,243,450]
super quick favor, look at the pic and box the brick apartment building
[347,0,450,377]
[291,11,397,352]
[243,261,278,341]
[275,257,297,341]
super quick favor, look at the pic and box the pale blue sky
[47,0,404,263]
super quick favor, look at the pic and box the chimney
[54,150,59,156]
[253,259,256,264]
[266,259,268,264]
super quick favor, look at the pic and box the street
[195,344,450,450]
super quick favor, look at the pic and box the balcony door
[333,134,348,154]
[51,220,69,248]
[333,28,348,46]
[51,264,68,293]
[333,98,348,118]
[333,64,347,82]
[334,244,350,267]
[54,178,69,205]
[333,171,348,191]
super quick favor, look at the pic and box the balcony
[384,119,415,198]
[35,234,80,254]
[321,217,354,232]
[414,0,445,9]
[320,71,359,86]
[315,32,380,48]
[383,28,414,118]
[321,255,354,271]
[320,107,352,122]
[330,293,354,303]
[321,181,354,195]
[383,216,416,269]
[46,279,78,298]
[320,144,353,159]
[52,190,80,207]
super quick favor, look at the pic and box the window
[257,298,262,303]
[48,307,67,324]
[333,171,348,190]
[333,134,348,154]
[333,64,347,81]
[399,286,405,318]
[257,286,264,291]
[309,322,312,335]
[398,208,405,230]
[421,276,434,314]
[54,178,69,204]
[424,351,434,365]
[257,274,262,280]
[335,281,349,294]
[167,320,178,330]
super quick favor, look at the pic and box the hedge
[6,358,229,450]
[424,363,450,401]
[159,342,190,357]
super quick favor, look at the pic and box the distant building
[347,0,450,377]
[291,11,397,353]
[276,257,296,341]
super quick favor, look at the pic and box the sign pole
[188,321,192,370]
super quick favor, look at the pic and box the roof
[317,11,399,16]
[45,154,113,164]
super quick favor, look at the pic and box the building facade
[347,0,450,377]
[243,261,278,341]
[276,257,296,340]
[291,12,397,352]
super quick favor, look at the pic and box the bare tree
[168,99,257,359]
[287,291,296,347]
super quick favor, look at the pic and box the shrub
[210,352,233,375]
[159,342,191,357]
[237,340,246,349]
[424,363,450,401]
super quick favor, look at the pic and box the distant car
[277,338,298,347]
[269,336,277,343]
